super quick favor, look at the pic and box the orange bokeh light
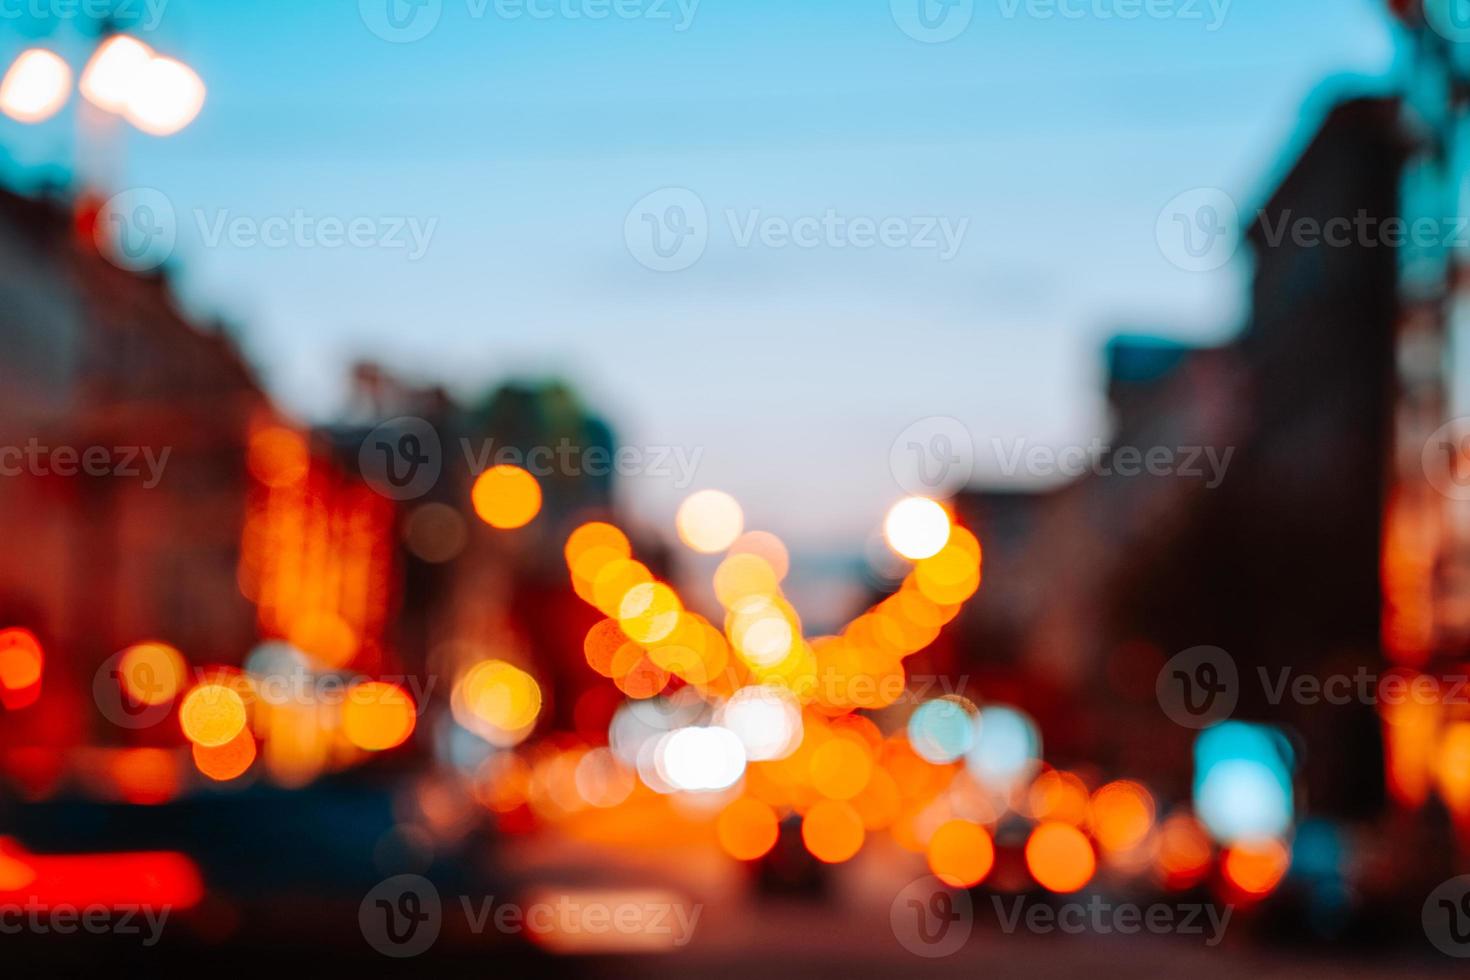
[117,642,188,707]
[1025,821,1096,893]
[583,619,629,677]
[717,798,780,861]
[1028,770,1091,826]
[1154,811,1213,889]
[1222,839,1290,897]
[801,799,865,863]
[565,521,631,565]
[1090,779,1155,853]
[472,465,542,530]
[0,628,44,694]
[342,680,417,751]
[927,819,995,887]
[192,729,258,781]
[247,426,309,487]
[179,683,248,748]
[810,736,874,801]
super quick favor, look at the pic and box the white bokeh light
[80,35,154,112]
[123,55,205,136]
[717,685,802,761]
[0,49,72,124]
[656,726,746,792]
[883,496,952,560]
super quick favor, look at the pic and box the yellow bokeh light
[713,553,779,609]
[179,683,248,748]
[457,660,542,734]
[730,599,799,669]
[676,490,744,554]
[884,497,952,560]
[618,582,682,644]
[117,642,188,707]
[593,559,653,617]
[472,465,543,529]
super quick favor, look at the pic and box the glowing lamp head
[883,496,951,560]
[123,56,205,136]
[0,49,72,124]
[80,35,154,113]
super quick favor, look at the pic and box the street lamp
[0,36,205,136]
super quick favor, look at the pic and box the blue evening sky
[1,0,1399,548]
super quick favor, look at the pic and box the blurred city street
[3,0,1470,974]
